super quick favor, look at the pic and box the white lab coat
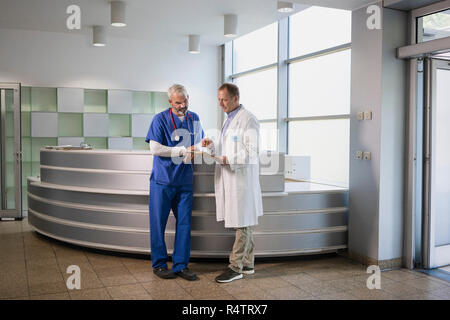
[214,106,263,228]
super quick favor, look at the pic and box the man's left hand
[216,155,228,165]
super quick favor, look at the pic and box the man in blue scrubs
[145,84,204,281]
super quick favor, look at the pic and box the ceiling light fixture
[111,1,127,27]
[277,1,294,13]
[224,14,238,37]
[93,26,106,47]
[189,35,200,54]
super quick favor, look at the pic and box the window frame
[224,8,352,178]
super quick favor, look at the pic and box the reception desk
[27,149,348,257]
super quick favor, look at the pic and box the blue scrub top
[145,108,204,186]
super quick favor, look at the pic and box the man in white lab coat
[211,83,263,283]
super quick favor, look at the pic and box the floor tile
[30,292,70,300]
[407,277,450,292]
[142,280,191,299]
[380,281,424,297]
[28,281,68,296]
[106,283,149,299]
[69,288,112,300]
[269,286,314,300]
[347,288,398,300]
[381,269,426,282]
[317,291,358,300]
[230,287,274,300]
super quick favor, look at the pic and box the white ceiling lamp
[111,1,127,27]
[188,35,200,54]
[277,1,294,13]
[224,14,238,37]
[93,26,106,47]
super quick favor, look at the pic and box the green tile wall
[9,86,167,214]
[109,114,131,137]
[58,113,83,137]
[133,138,148,150]
[31,87,57,112]
[133,91,153,114]
[152,92,169,113]
[84,89,107,113]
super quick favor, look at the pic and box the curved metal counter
[27,149,349,257]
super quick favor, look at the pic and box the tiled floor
[1,219,449,300]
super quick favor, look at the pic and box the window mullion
[277,17,289,154]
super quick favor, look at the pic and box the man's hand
[201,138,213,147]
[186,145,196,162]
[216,155,228,166]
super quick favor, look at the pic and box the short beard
[175,107,187,116]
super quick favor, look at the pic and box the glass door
[0,83,22,220]
[428,59,450,268]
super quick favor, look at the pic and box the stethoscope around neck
[170,108,194,141]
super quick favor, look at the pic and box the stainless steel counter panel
[27,149,349,257]
[39,167,285,193]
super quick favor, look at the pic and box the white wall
[378,8,407,261]
[349,3,408,266]
[0,27,220,131]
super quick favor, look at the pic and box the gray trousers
[228,226,254,273]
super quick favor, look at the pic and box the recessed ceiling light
[189,35,200,54]
[111,1,127,27]
[93,26,106,47]
[278,1,294,13]
[224,14,238,37]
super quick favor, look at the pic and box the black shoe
[153,267,176,279]
[175,268,197,281]
[215,268,243,283]
[242,266,255,275]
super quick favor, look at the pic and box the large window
[232,23,278,73]
[231,22,278,151]
[228,6,351,185]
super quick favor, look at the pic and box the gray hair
[167,84,188,99]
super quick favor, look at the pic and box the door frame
[0,83,22,220]
[398,0,450,269]
[429,59,450,268]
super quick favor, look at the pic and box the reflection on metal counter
[27,149,348,257]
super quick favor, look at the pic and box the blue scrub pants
[149,178,193,273]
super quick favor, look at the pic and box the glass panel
[84,137,108,149]
[84,89,107,113]
[234,67,277,120]
[133,138,149,150]
[288,119,349,185]
[233,22,278,73]
[31,138,58,162]
[6,111,14,137]
[289,50,351,117]
[417,9,450,43]
[109,114,131,137]
[31,162,41,178]
[152,92,169,114]
[133,91,154,114]
[5,89,14,111]
[431,67,450,247]
[58,113,83,137]
[260,121,278,151]
[21,86,31,112]
[31,87,57,112]
[22,137,32,162]
[289,6,351,58]
[22,111,31,137]
[1,89,18,210]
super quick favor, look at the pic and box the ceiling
[0,0,377,46]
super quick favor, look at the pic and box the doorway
[0,83,23,220]
[428,58,450,269]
